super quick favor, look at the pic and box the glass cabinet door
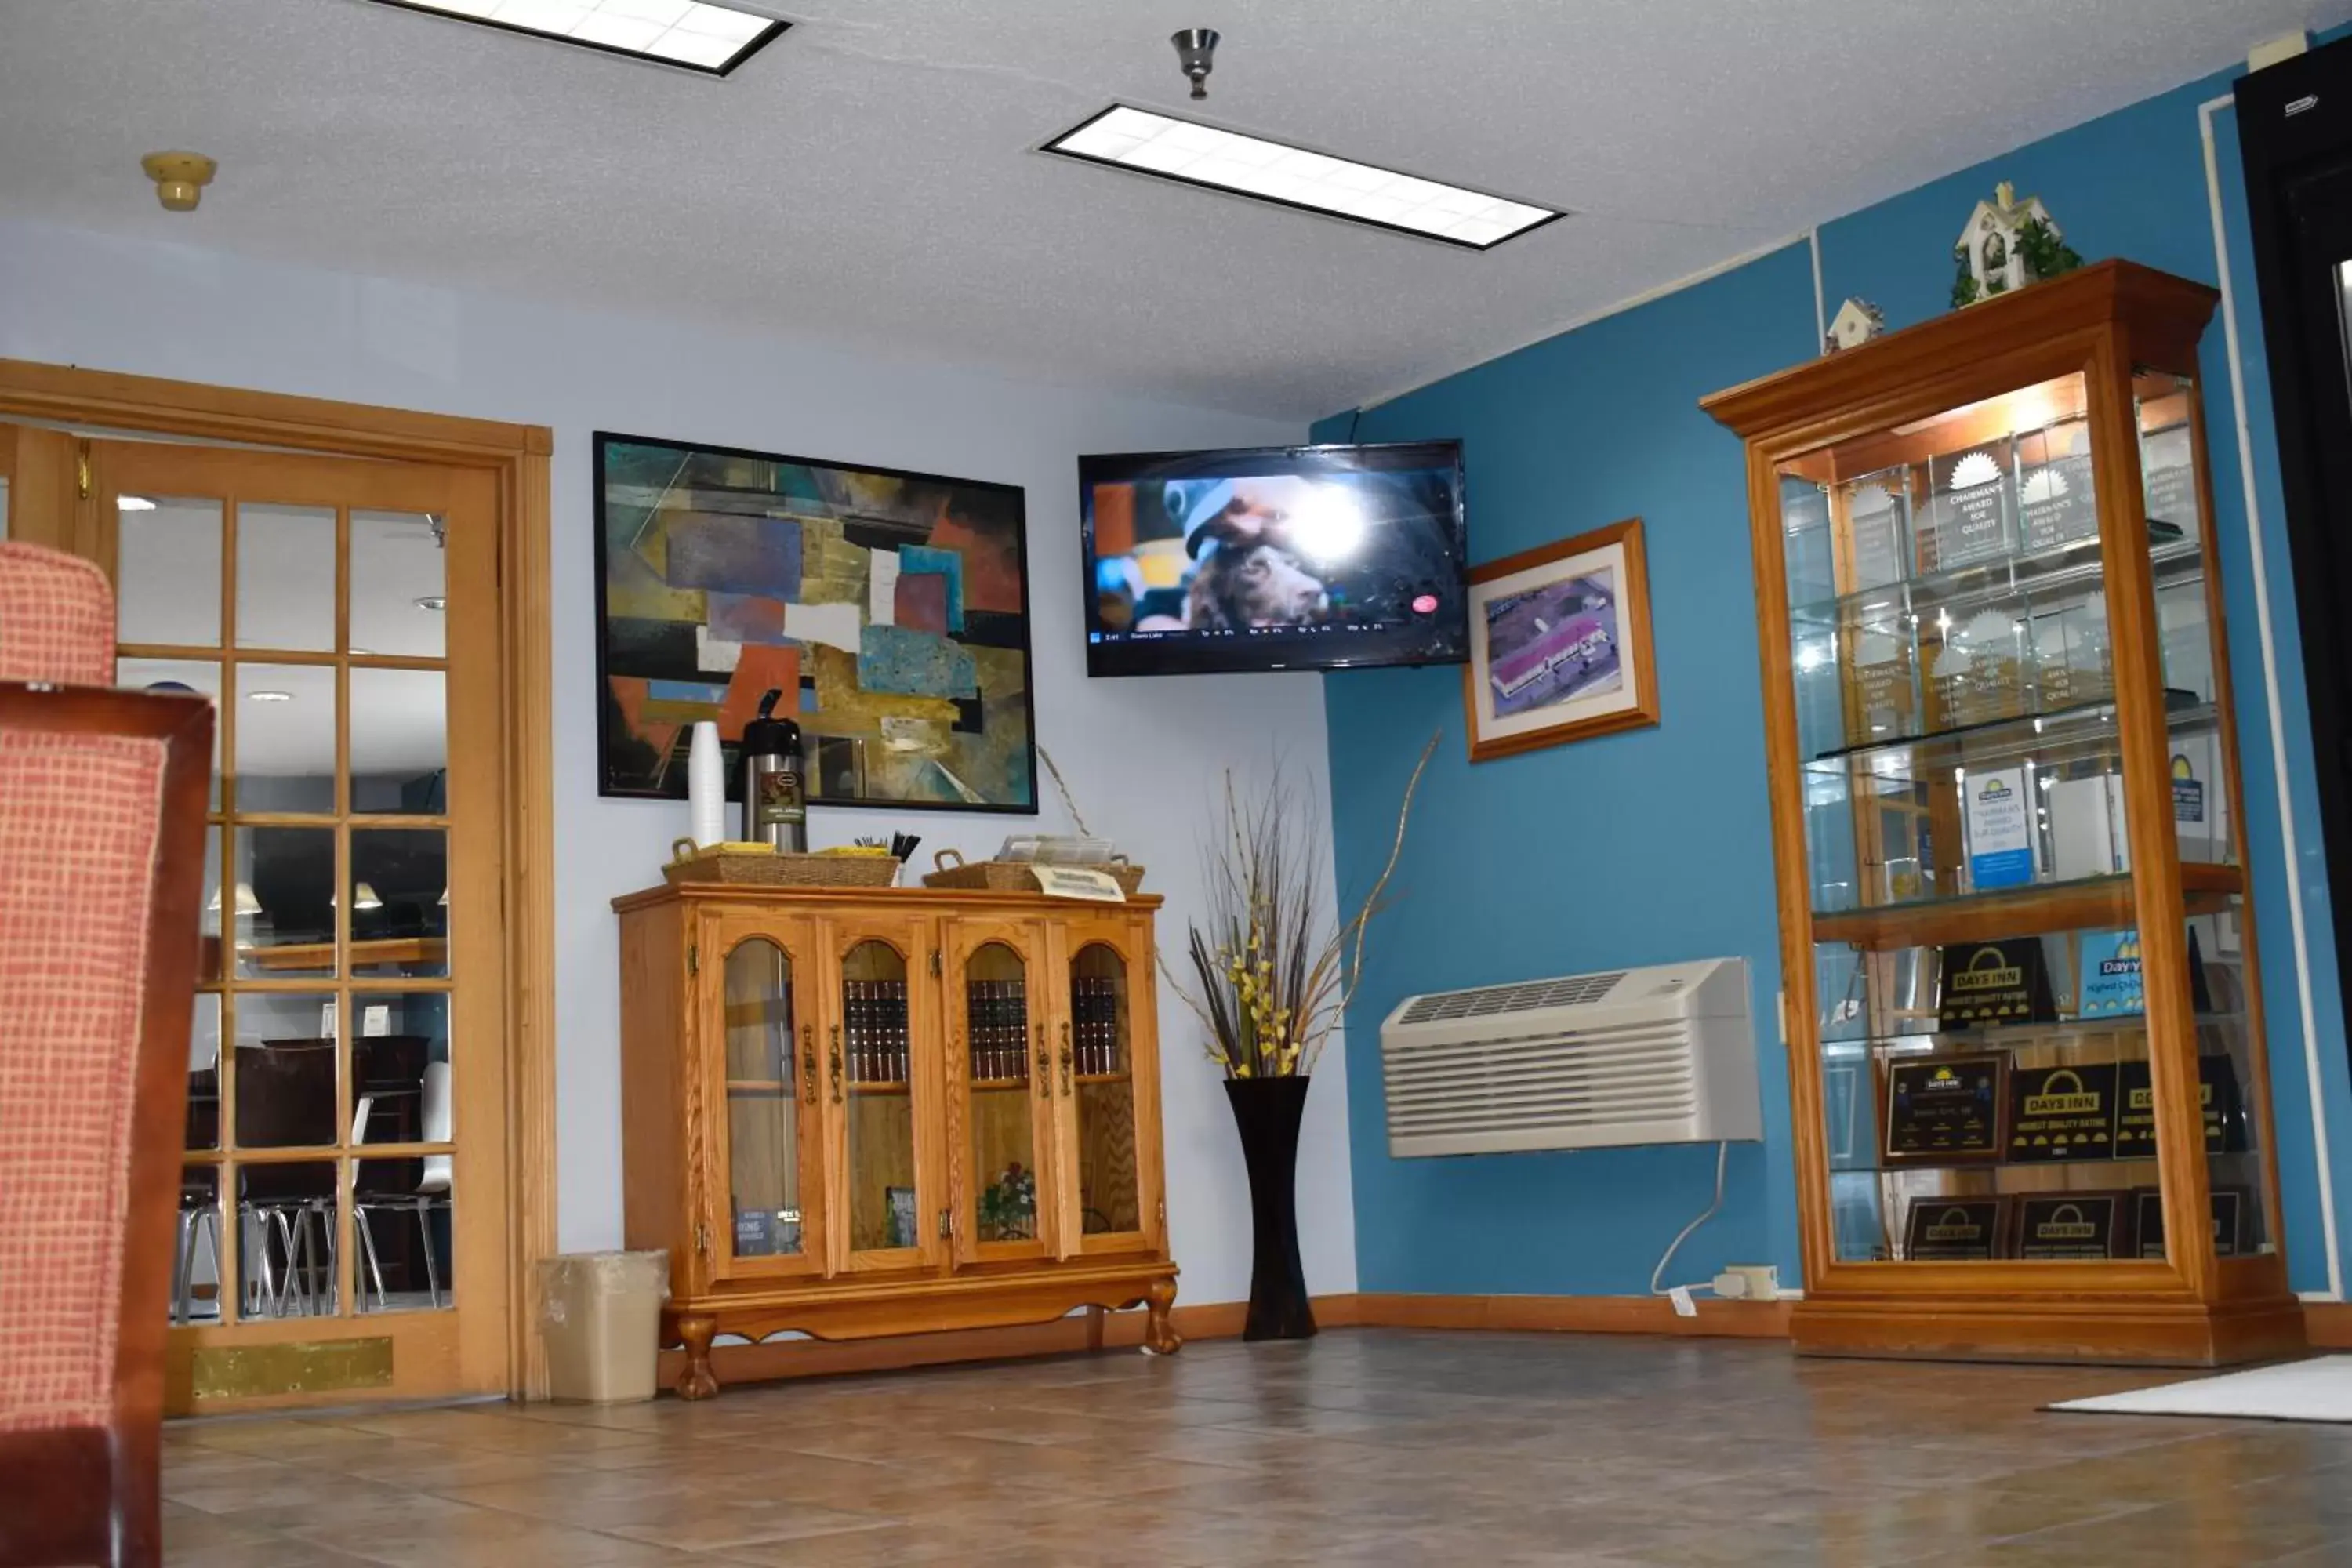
[947,925,1054,1261]
[709,920,824,1278]
[1058,930,1145,1247]
[829,927,935,1267]
[1776,368,2274,1269]
[2132,368,2271,1264]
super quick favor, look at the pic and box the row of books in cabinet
[1072,977,1124,1076]
[965,980,1030,1083]
[1895,1185,2251,1261]
[845,979,911,1084]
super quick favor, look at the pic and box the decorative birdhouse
[1824,298,1886,354]
[1951,180,2082,308]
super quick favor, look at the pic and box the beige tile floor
[162,1329,2352,1566]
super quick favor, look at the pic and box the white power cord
[1650,1141,1729,1298]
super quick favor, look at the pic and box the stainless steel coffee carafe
[738,688,806,852]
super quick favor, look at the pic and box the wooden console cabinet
[613,883,1178,1396]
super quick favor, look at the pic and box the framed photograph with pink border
[1461,517,1659,763]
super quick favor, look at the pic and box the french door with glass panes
[85,437,508,1410]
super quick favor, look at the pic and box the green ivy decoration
[2015,216,2083,282]
[1951,246,1980,310]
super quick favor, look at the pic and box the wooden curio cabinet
[615,884,1178,1396]
[1704,261,2305,1363]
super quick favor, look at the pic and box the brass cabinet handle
[800,1025,816,1106]
[1035,1021,1051,1102]
[829,1024,844,1105]
[1060,1021,1073,1098]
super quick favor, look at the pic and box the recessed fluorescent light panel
[368,0,786,75]
[1044,106,1560,250]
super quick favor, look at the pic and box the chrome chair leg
[416,1200,444,1309]
[268,1207,296,1316]
[354,1205,387,1310]
[239,1204,280,1317]
[172,1208,195,1325]
[191,1207,220,1323]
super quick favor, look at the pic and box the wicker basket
[922,848,1145,895]
[663,839,901,889]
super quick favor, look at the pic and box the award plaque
[1842,625,1919,749]
[1960,768,2034,891]
[2115,1055,2246,1156]
[1929,611,2033,731]
[1937,938,2056,1029]
[2141,423,2198,535]
[2006,1062,2120,1161]
[1922,444,2017,572]
[1903,1196,2005,1261]
[2077,931,2145,1018]
[2016,419,2096,552]
[1782,485,1835,606]
[2131,1187,2249,1260]
[2012,1192,2125,1260]
[1882,1053,2005,1163]
[1842,472,1912,593]
[2029,597,2114,711]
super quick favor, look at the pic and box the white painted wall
[0,215,1359,1307]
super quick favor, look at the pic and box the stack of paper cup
[687,721,726,848]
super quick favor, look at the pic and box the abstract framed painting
[1461,517,1658,763]
[593,433,1038,812]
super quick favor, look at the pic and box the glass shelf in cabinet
[1811,866,2244,951]
[1805,695,2216,775]
[1819,1015,2242,1054]
[1787,531,2198,634]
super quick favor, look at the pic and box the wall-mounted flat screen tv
[1080,441,1468,677]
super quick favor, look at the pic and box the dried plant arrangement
[1176,739,1436,1079]
[1037,736,1437,1078]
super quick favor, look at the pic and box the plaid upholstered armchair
[0,543,212,1568]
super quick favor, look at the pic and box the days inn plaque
[1882,1052,2006,1164]
[1903,1196,2006,1261]
[2006,1062,2120,1163]
[2012,1192,2125,1261]
[1936,938,2056,1029]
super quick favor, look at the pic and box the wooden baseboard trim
[649,1296,2352,1388]
[2303,1302,2352,1349]
[1352,1292,1792,1338]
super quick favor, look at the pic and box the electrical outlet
[1729,1264,1779,1300]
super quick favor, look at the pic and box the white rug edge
[2043,1352,2352,1422]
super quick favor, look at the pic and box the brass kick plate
[191,1338,394,1401]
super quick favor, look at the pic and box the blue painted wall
[1321,46,2352,1298]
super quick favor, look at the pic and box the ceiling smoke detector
[141,151,216,212]
[1171,29,1219,100]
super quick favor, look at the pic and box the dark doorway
[2238,37,2352,1074]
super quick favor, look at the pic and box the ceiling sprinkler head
[1171,28,1219,100]
[141,151,216,212]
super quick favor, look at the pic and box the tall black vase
[1224,1075,1316,1341]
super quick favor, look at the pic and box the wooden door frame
[0,357,559,1398]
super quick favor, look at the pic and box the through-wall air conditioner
[1380,959,1759,1157]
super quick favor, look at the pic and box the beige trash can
[539,1250,670,1403]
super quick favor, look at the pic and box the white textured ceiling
[0,0,2335,418]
